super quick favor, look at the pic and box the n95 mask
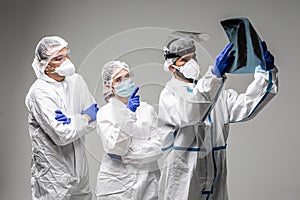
[173,59,200,80]
[50,59,75,77]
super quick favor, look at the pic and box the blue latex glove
[127,87,140,112]
[212,43,235,78]
[55,110,71,125]
[81,103,99,122]
[107,153,122,161]
[261,41,275,70]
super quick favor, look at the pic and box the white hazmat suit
[25,36,96,200]
[95,61,162,200]
[158,66,278,200]
[96,98,162,199]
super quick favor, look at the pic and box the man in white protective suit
[25,36,99,200]
[158,38,278,200]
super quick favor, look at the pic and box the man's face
[42,47,71,81]
[174,52,196,67]
[47,48,70,69]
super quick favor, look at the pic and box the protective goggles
[112,71,134,86]
[50,49,71,64]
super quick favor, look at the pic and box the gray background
[1,0,299,199]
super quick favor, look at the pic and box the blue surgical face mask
[113,79,135,97]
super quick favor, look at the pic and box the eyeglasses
[50,49,71,64]
[113,72,134,86]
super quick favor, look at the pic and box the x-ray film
[220,17,266,74]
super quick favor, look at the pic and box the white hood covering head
[32,36,68,81]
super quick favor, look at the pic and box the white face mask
[50,59,75,77]
[172,59,200,80]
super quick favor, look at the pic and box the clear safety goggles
[174,53,197,64]
[49,49,71,64]
[112,71,134,86]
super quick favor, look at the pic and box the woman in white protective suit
[158,38,278,200]
[95,61,163,200]
[25,36,99,200]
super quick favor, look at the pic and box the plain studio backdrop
[1,0,299,199]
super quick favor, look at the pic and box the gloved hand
[212,43,235,78]
[55,110,71,125]
[81,103,99,122]
[107,153,122,161]
[127,87,140,112]
[261,41,275,70]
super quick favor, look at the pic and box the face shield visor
[162,31,213,80]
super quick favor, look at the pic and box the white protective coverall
[25,72,96,199]
[95,97,162,200]
[158,66,278,200]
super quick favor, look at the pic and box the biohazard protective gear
[25,73,96,199]
[261,41,275,70]
[114,79,135,98]
[126,87,140,112]
[81,103,99,122]
[101,61,130,102]
[32,36,68,79]
[212,43,235,78]
[158,64,278,199]
[26,36,96,200]
[50,59,76,77]
[95,97,162,200]
[163,38,196,71]
[55,110,71,124]
[172,58,200,80]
